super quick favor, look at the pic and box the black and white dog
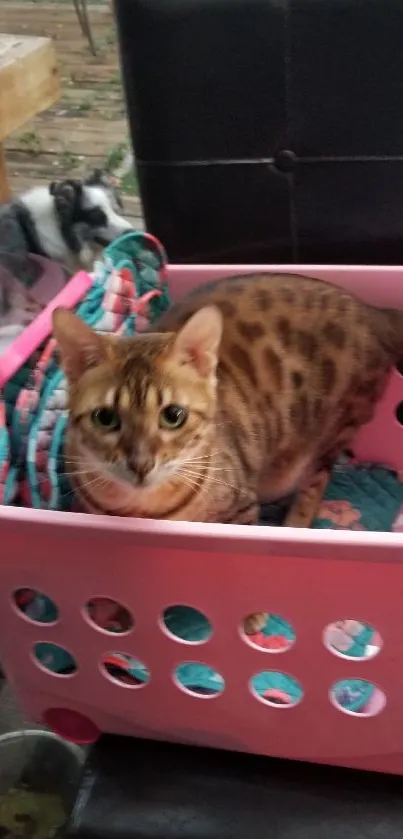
[0,169,133,272]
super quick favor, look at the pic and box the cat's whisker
[59,468,99,477]
[179,467,242,494]
[197,474,248,497]
[176,469,202,484]
[177,475,205,495]
[177,474,199,489]
[178,468,209,480]
[61,464,108,485]
[179,460,211,468]
[179,459,218,469]
[55,471,108,499]
[68,474,108,494]
[180,463,232,476]
[181,451,220,462]
[181,465,226,474]
[181,457,223,466]
[176,468,209,488]
[63,457,93,465]
[192,474,215,503]
[179,454,221,467]
[177,473,213,502]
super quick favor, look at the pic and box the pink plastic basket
[2,263,403,774]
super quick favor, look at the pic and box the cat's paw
[79,244,94,268]
[243,611,268,635]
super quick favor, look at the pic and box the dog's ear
[51,179,83,223]
[85,168,106,187]
[63,179,83,199]
[85,168,125,212]
[50,179,82,197]
[49,178,82,196]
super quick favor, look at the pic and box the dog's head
[49,171,132,246]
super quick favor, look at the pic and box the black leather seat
[114,0,403,264]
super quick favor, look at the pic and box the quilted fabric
[312,463,403,531]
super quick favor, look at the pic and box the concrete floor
[0,680,38,736]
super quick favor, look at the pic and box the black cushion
[114,0,403,264]
[66,735,403,839]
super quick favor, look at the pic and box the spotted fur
[53,272,403,527]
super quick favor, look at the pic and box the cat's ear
[52,308,108,381]
[172,306,223,376]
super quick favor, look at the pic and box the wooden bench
[0,34,59,203]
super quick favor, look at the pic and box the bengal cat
[53,273,403,520]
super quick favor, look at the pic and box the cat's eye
[159,404,188,430]
[91,407,121,431]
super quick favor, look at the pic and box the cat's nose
[129,454,153,484]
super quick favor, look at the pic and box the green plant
[96,25,117,51]
[75,97,93,113]
[121,169,139,196]
[96,72,122,92]
[19,130,42,156]
[105,142,128,172]
[59,147,79,171]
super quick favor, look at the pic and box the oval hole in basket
[395,402,403,425]
[85,597,134,634]
[43,707,100,745]
[250,671,303,708]
[13,588,59,624]
[162,605,212,644]
[323,620,382,661]
[33,642,77,676]
[101,652,149,688]
[241,612,295,652]
[174,663,225,697]
[330,679,386,717]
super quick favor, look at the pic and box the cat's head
[53,306,223,489]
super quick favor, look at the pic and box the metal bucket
[0,729,84,837]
